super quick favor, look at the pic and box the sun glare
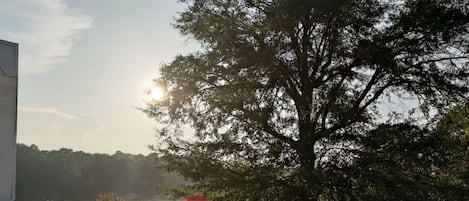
[149,86,165,101]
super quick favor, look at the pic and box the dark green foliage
[306,122,469,201]
[95,192,132,201]
[15,144,179,201]
[143,0,469,200]
[353,124,469,201]
[438,102,469,136]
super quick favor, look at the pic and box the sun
[149,86,165,101]
[143,79,167,102]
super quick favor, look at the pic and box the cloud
[19,106,77,120]
[17,106,102,150]
[0,0,92,74]
[63,114,102,136]
[18,106,102,135]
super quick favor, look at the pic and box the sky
[0,0,199,154]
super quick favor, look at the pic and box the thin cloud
[18,106,103,151]
[18,106,102,134]
[0,0,92,74]
[19,106,77,120]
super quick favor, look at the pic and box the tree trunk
[297,133,320,201]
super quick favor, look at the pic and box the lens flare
[149,86,165,101]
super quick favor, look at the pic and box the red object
[184,195,210,201]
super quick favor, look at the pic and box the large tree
[144,0,469,200]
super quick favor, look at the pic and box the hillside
[16,144,183,201]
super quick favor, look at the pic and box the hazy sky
[0,0,199,154]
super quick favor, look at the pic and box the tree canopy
[353,123,468,201]
[143,0,469,200]
[15,144,181,201]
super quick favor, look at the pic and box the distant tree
[15,144,170,201]
[95,192,132,201]
[144,0,468,200]
[16,144,51,201]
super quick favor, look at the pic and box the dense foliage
[352,123,469,201]
[95,192,132,201]
[143,0,469,200]
[15,144,182,201]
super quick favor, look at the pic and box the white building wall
[0,40,18,201]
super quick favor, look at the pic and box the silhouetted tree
[143,0,469,200]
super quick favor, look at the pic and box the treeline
[16,144,181,201]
